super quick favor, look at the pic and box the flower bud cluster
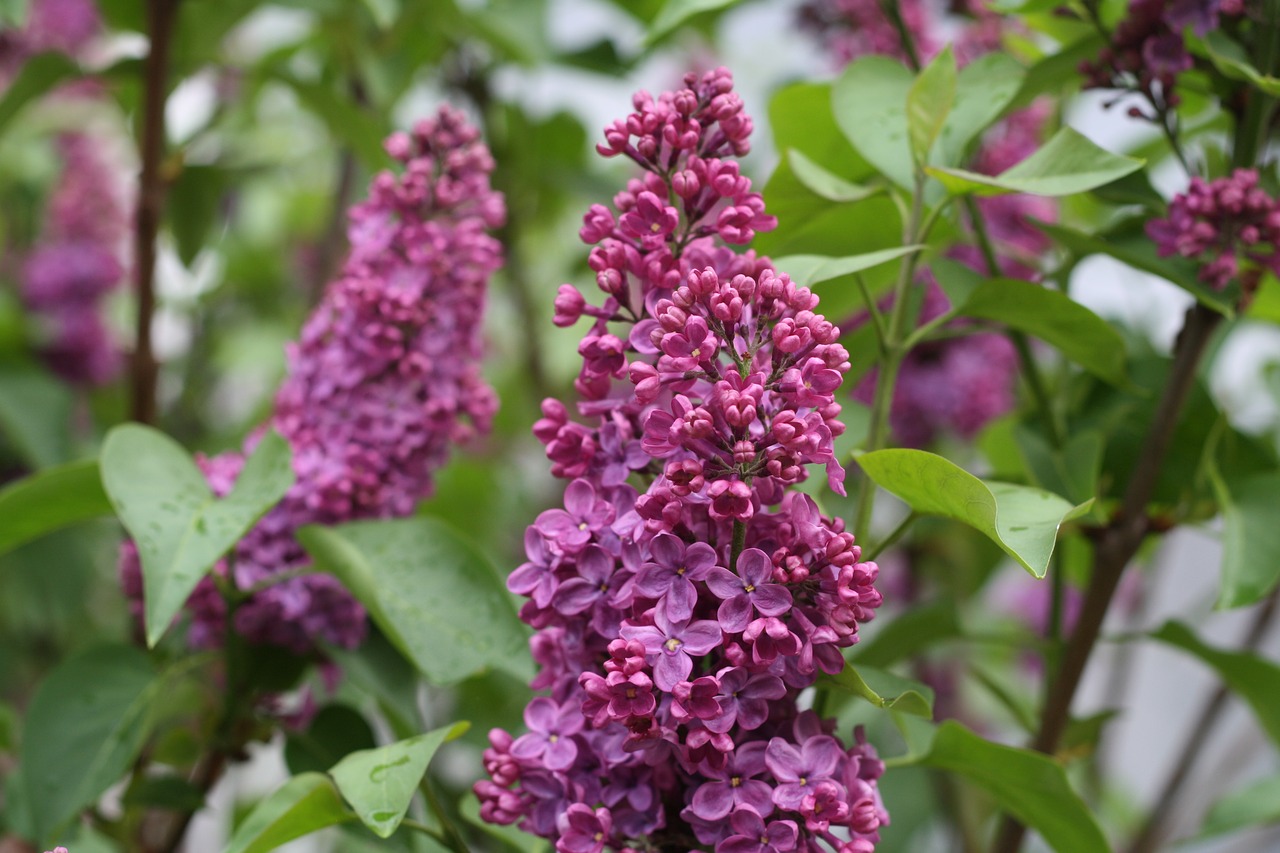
[1147,168,1280,293]
[21,132,127,385]
[120,107,504,654]
[478,68,887,853]
[1081,0,1242,114]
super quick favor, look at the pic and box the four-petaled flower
[706,548,794,632]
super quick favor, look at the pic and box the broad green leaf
[907,45,957,163]
[1014,426,1104,506]
[1248,276,1280,323]
[928,127,1143,197]
[1152,621,1280,747]
[0,367,72,468]
[854,449,1091,577]
[775,245,924,288]
[20,645,158,844]
[274,74,390,169]
[1192,31,1280,96]
[851,600,961,667]
[770,82,870,178]
[832,56,915,189]
[223,773,353,853]
[1038,221,1235,316]
[1210,471,1280,608]
[329,722,469,838]
[0,0,30,27]
[285,705,378,776]
[0,53,78,134]
[0,460,112,558]
[1199,775,1280,839]
[100,425,295,647]
[935,52,1025,166]
[298,517,528,685]
[646,0,741,43]
[169,165,226,265]
[914,721,1109,853]
[327,631,423,739]
[824,664,934,718]
[958,277,1129,386]
[787,150,881,203]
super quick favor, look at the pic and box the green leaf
[851,600,961,667]
[775,245,924,288]
[907,45,957,164]
[1152,621,1280,747]
[770,82,870,178]
[274,74,390,169]
[329,722,469,839]
[285,705,378,776]
[297,516,528,685]
[0,0,30,27]
[1209,471,1280,608]
[0,367,73,468]
[20,645,158,844]
[786,150,881,203]
[169,165,226,266]
[928,127,1143,197]
[853,449,1091,577]
[1011,33,1103,109]
[1192,30,1280,96]
[646,0,741,43]
[824,664,934,718]
[0,460,112,558]
[100,425,295,647]
[223,773,353,853]
[0,52,79,135]
[1037,220,1235,317]
[1199,774,1280,839]
[957,277,1129,386]
[832,56,915,189]
[913,721,1110,853]
[1014,426,1104,505]
[935,52,1025,166]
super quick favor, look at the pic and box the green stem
[730,519,747,572]
[1010,332,1064,449]
[855,273,889,355]
[419,775,471,853]
[866,512,919,562]
[402,818,457,848]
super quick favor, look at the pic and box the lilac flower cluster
[21,132,127,385]
[1147,168,1280,293]
[120,107,504,653]
[0,0,101,83]
[796,0,934,68]
[476,69,887,853]
[852,279,1017,448]
[1081,0,1243,113]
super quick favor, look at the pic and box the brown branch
[992,301,1222,853]
[130,0,180,426]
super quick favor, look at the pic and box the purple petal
[553,579,599,615]
[705,566,744,600]
[564,479,596,517]
[619,623,665,655]
[543,735,579,771]
[751,585,793,617]
[717,594,752,633]
[690,781,734,820]
[649,532,684,567]
[736,778,775,818]
[737,548,773,586]
[524,696,559,733]
[765,738,802,783]
[680,620,724,655]
[654,650,691,691]
[663,577,696,622]
[635,564,674,599]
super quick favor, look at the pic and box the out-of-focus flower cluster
[21,131,128,386]
[0,0,101,83]
[121,106,504,654]
[1147,168,1280,293]
[476,68,887,853]
[1081,0,1243,114]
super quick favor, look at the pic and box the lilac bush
[476,68,887,853]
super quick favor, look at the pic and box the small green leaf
[854,448,1091,577]
[958,277,1129,386]
[298,517,528,685]
[0,367,73,468]
[100,425,295,647]
[933,53,1024,166]
[646,0,741,43]
[222,773,353,853]
[913,721,1110,853]
[0,52,78,135]
[907,45,957,164]
[1014,426,1104,505]
[775,245,924,289]
[1192,30,1280,96]
[20,645,158,844]
[787,150,881,203]
[1037,220,1235,317]
[329,722,469,838]
[1152,621,1280,747]
[285,705,378,776]
[832,56,915,189]
[1199,774,1280,839]
[0,460,112,558]
[928,127,1143,197]
[169,165,226,265]
[824,664,934,718]
[1209,471,1280,608]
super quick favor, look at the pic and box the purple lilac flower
[796,0,934,67]
[477,69,886,853]
[1147,168,1280,295]
[0,0,101,84]
[20,132,128,385]
[119,108,504,654]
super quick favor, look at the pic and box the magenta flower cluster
[21,131,127,385]
[1081,0,1243,113]
[121,106,504,653]
[0,0,101,83]
[476,69,887,853]
[796,0,934,68]
[1147,168,1280,293]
